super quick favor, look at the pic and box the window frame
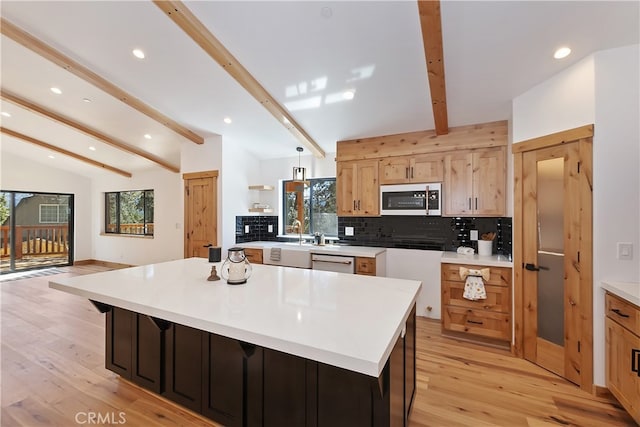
[104,189,154,236]
[39,203,66,223]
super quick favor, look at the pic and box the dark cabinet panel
[106,307,133,377]
[202,335,263,427]
[263,348,309,427]
[317,363,373,427]
[389,334,405,427]
[404,306,416,419]
[132,315,163,393]
[164,323,203,412]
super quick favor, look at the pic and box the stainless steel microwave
[380,183,442,216]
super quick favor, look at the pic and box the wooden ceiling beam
[1,127,133,178]
[1,90,180,173]
[154,0,326,159]
[0,17,204,145]
[418,0,449,135]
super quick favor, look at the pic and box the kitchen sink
[262,245,312,268]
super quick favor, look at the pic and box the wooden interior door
[183,171,218,258]
[514,125,593,392]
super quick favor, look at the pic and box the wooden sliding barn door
[183,171,218,258]
[513,125,593,391]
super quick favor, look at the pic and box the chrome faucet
[291,219,302,245]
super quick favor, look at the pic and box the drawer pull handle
[632,349,640,377]
[467,320,484,325]
[611,308,630,318]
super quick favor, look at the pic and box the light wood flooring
[1,265,635,426]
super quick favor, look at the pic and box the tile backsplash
[338,216,512,255]
[235,214,512,256]
[235,216,278,243]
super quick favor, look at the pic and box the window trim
[105,189,154,236]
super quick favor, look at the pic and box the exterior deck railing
[0,225,69,259]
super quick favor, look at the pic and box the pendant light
[292,146,306,181]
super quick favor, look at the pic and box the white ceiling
[1,1,638,179]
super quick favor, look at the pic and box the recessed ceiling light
[48,154,55,159]
[343,90,355,100]
[144,134,152,140]
[50,87,62,95]
[83,98,92,103]
[554,47,571,59]
[132,49,145,59]
[223,117,232,124]
[89,146,96,151]
[1,112,11,117]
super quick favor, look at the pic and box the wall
[0,151,93,261]
[91,169,183,265]
[258,153,337,217]
[512,44,640,386]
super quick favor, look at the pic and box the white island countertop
[49,257,420,377]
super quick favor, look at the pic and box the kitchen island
[49,257,421,427]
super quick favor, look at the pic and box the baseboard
[74,259,135,269]
[594,385,613,399]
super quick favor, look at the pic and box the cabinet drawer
[441,263,511,287]
[243,248,263,264]
[356,257,376,276]
[442,281,510,313]
[606,293,640,335]
[443,305,511,341]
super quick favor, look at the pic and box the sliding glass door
[0,191,74,273]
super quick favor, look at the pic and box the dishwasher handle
[313,258,353,265]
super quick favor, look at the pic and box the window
[283,178,336,236]
[39,204,68,223]
[105,190,154,236]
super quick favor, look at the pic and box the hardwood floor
[1,265,635,426]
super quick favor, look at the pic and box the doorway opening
[0,191,74,274]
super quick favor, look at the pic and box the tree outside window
[105,190,154,235]
[283,178,336,236]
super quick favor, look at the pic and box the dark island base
[92,301,416,427]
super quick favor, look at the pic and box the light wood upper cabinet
[379,154,444,185]
[443,147,505,216]
[337,160,379,216]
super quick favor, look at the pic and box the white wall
[513,55,596,141]
[512,44,640,386]
[258,153,337,216]
[0,151,93,261]
[386,248,442,319]
[92,169,183,265]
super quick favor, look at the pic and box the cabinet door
[443,152,473,216]
[202,335,263,427]
[472,148,506,216]
[243,248,263,264]
[606,318,640,422]
[379,157,411,184]
[106,307,133,378]
[336,162,355,216]
[131,315,163,393]
[412,154,444,183]
[356,160,379,216]
[164,323,204,412]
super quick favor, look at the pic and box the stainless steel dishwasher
[311,253,355,274]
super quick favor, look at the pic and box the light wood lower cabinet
[605,293,640,424]
[441,263,512,346]
[356,257,376,276]
[243,247,263,264]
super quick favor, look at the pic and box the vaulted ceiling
[1,1,638,178]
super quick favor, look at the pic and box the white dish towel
[459,267,490,300]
